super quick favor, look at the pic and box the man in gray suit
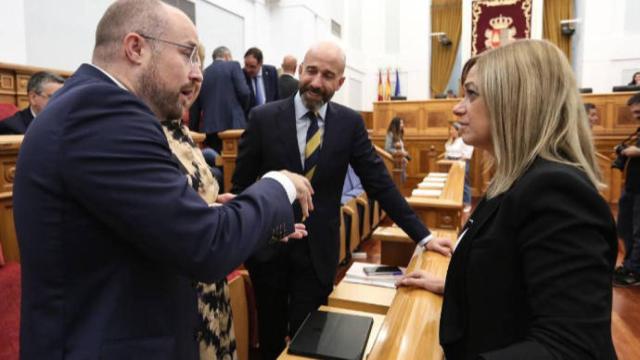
[190,46,250,153]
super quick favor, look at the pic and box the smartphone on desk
[363,266,402,276]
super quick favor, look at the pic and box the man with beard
[232,41,452,360]
[13,1,313,359]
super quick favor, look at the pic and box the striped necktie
[304,111,322,180]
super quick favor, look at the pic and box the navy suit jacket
[189,60,250,133]
[0,107,34,134]
[440,158,616,359]
[14,64,294,360]
[244,64,279,111]
[231,98,429,285]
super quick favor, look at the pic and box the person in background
[384,116,409,182]
[446,89,457,99]
[190,45,250,154]
[0,71,64,134]
[278,55,299,99]
[232,41,452,360]
[397,39,617,359]
[613,92,640,287]
[628,71,640,86]
[444,122,473,211]
[243,47,279,111]
[584,102,599,129]
[160,43,238,359]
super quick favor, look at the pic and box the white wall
[0,0,27,65]
[574,0,640,92]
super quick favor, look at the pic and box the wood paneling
[0,135,22,263]
[372,93,638,202]
[0,62,72,109]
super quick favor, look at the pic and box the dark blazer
[278,73,299,99]
[14,64,294,360]
[189,60,250,133]
[0,107,34,134]
[244,64,279,111]
[231,98,429,285]
[440,158,617,360]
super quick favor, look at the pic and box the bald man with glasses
[14,1,313,358]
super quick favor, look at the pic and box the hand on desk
[424,237,453,257]
[281,223,308,242]
[395,270,445,294]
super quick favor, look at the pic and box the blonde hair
[474,39,600,198]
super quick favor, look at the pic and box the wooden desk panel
[278,305,386,360]
[328,280,396,315]
[0,62,72,108]
[368,230,457,360]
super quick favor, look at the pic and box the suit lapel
[277,99,304,174]
[441,194,504,345]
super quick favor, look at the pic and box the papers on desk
[422,176,447,183]
[344,262,404,289]
[411,189,442,198]
[417,181,445,189]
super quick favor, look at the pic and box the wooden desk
[368,230,457,360]
[0,135,22,262]
[278,305,386,360]
[328,280,396,315]
[406,161,465,232]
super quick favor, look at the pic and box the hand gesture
[280,170,314,219]
[280,223,308,242]
[216,193,236,204]
[395,270,445,294]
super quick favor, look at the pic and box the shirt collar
[294,92,327,122]
[88,63,128,91]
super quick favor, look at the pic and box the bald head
[93,0,168,63]
[302,41,346,76]
[281,55,297,74]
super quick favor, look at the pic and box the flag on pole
[394,68,401,97]
[385,68,392,100]
[377,70,383,101]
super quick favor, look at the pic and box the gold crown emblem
[489,14,513,30]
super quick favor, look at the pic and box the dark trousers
[618,191,640,272]
[246,238,333,360]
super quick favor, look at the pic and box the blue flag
[394,68,401,97]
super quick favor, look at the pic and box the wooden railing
[367,229,456,360]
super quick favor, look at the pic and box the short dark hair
[27,71,65,94]
[583,102,596,111]
[244,47,263,64]
[628,93,640,106]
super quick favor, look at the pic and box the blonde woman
[397,40,617,359]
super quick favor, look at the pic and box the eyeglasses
[139,34,200,68]
[35,92,54,99]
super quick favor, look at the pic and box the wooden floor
[336,202,640,359]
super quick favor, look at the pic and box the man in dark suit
[189,46,250,153]
[243,47,279,111]
[278,55,299,99]
[13,1,313,359]
[0,71,64,134]
[232,41,451,360]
